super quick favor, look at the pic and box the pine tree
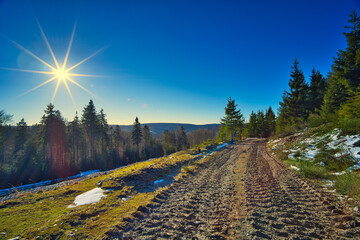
[67,113,84,168]
[41,104,67,177]
[278,59,309,124]
[265,107,276,137]
[131,117,142,151]
[248,111,257,137]
[257,110,266,137]
[219,97,244,141]
[323,11,360,114]
[308,68,326,113]
[14,118,27,152]
[81,100,98,163]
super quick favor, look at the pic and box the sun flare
[3,21,106,107]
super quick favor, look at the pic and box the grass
[270,124,360,208]
[0,149,211,239]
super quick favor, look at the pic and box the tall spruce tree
[323,11,360,114]
[279,58,309,124]
[219,97,244,141]
[14,118,28,152]
[248,111,258,137]
[265,107,276,137]
[81,100,98,163]
[131,117,142,151]
[308,68,326,113]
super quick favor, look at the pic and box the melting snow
[67,187,106,208]
[323,179,335,188]
[330,171,347,176]
[284,128,360,173]
[121,196,131,201]
[154,179,165,185]
[216,143,228,150]
[290,165,300,171]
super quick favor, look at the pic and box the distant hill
[111,123,220,135]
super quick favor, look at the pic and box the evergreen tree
[14,118,28,152]
[323,11,360,114]
[131,117,142,151]
[81,100,98,163]
[278,59,309,124]
[41,104,67,177]
[248,111,258,137]
[67,113,84,169]
[339,88,360,118]
[308,68,326,113]
[142,125,152,159]
[257,110,266,137]
[265,107,276,137]
[322,80,349,114]
[219,97,244,141]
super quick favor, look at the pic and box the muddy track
[109,139,360,239]
[243,140,360,240]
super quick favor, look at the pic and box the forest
[218,11,360,140]
[0,101,217,189]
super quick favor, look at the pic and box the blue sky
[0,0,359,125]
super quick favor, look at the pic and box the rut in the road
[243,141,360,240]
[118,147,240,239]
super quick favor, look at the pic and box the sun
[2,21,106,107]
[53,69,68,80]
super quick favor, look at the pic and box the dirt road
[113,139,360,239]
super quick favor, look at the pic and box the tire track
[107,139,360,239]
[117,146,241,239]
[244,140,360,239]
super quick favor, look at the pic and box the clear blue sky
[0,0,359,125]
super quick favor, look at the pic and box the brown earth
[107,139,360,239]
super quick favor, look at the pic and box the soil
[108,139,360,239]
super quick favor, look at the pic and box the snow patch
[67,187,106,208]
[323,179,335,188]
[290,165,300,171]
[330,171,347,176]
[216,143,228,150]
[154,179,165,185]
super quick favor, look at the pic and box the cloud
[142,104,148,108]
[127,98,131,102]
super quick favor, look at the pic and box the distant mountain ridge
[111,123,220,135]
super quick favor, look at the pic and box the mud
[108,139,360,239]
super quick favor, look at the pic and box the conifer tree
[265,107,276,137]
[257,110,266,138]
[278,59,309,124]
[308,68,326,113]
[248,111,258,137]
[131,117,142,151]
[219,97,244,141]
[323,11,360,114]
[14,118,27,152]
[81,100,98,162]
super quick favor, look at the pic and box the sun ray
[36,20,61,70]
[65,76,98,98]
[65,45,108,72]
[62,79,77,108]
[19,76,57,97]
[67,73,104,77]
[4,21,106,105]
[63,22,77,70]
[0,67,53,75]
[10,40,56,71]
[51,79,62,103]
